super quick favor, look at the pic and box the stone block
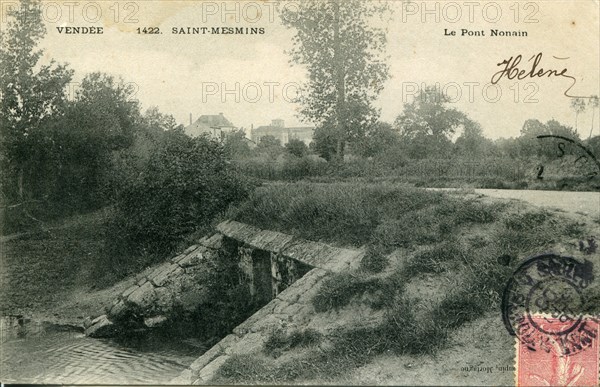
[170,253,186,264]
[107,300,127,320]
[84,315,117,338]
[170,369,192,385]
[83,316,93,329]
[121,284,139,299]
[177,251,204,268]
[249,313,286,334]
[203,233,223,249]
[198,355,230,382]
[282,239,332,267]
[144,315,167,328]
[190,344,223,373]
[183,244,200,254]
[228,332,266,355]
[127,280,156,309]
[151,264,182,287]
[217,334,239,351]
[276,281,305,303]
[217,220,257,241]
[282,302,306,317]
[249,230,295,252]
[272,299,290,314]
[149,261,173,278]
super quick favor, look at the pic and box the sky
[6,0,599,139]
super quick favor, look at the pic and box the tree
[0,0,73,204]
[280,0,390,161]
[518,119,579,159]
[520,119,547,137]
[223,129,253,159]
[570,98,586,134]
[256,135,284,160]
[285,139,309,157]
[394,86,471,158]
[141,106,180,133]
[106,107,179,203]
[109,130,251,256]
[312,125,338,161]
[455,122,491,158]
[49,73,140,210]
[349,121,398,158]
[68,72,140,151]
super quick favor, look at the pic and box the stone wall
[84,234,223,337]
[216,220,361,272]
[171,221,365,384]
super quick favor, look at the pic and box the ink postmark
[501,254,596,357]
[536,135,600,182]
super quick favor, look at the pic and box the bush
[384,297,449,355]
[360,244,389,273]
[216,354,274,384]
[234,156,328,181]
[404,240,469,276]
[264,328,323,358]
[109,131,253,258]
[312,272,392,312]
[285,139,309,157]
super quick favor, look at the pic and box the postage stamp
[502,254,599,385]
[516,315,599,386]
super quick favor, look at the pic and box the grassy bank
[1,210,103,317]
[217,181,599,383]
[0,208,166,320]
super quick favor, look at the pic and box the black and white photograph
[0,0,599,385]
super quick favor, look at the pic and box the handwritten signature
[491,53,586,98]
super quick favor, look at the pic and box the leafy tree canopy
[281,0,390,159]
[0,0,73,171]
[395,86,471,140]
[285,138,309,158]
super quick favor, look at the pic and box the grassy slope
[0,208,151,324]
[216,181,600,384]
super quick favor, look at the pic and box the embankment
[85,219,364,372]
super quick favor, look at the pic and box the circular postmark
[502,254,596,356]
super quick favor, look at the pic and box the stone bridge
[85,221,363,347]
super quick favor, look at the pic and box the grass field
[218,181,599,383]
[234,156,600,192]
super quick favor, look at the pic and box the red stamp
[516,315,599,386]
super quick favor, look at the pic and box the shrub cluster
[85,130,253,284]
[107,131,253,261]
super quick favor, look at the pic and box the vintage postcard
[1,0,599,385]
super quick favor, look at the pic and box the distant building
[251,119,314,146]
[185,113,237,139]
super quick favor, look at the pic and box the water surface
[1,316,205,384]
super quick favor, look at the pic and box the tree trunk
[333,0,345,162]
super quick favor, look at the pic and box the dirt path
[473,189,600,219]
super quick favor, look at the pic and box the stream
[0,316,206,384]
